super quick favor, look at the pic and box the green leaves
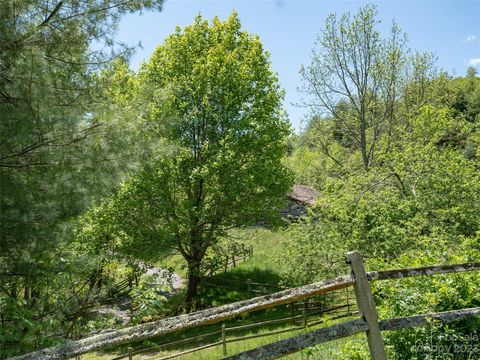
[368,246,480,359]
[130,274,170,322]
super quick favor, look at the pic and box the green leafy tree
[300,5,405,170]
[84,13,292,310]
[299,5,438,171]
[279,105,480,285]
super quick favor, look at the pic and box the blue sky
[117,0,480,131]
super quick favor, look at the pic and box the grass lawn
[160,226,288,279]
[199,226,289,307]
[85,311,361,360]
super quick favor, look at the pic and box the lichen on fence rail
[224,318,369,360]
[379,307,480,331]
[227,307,480,360]
[367,262,480,281]
[12,275,354,360]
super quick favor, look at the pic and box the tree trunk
[185,261,202,312]
[360,111,369,170]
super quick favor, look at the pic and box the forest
[1,1,479,359]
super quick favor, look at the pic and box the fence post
[345,287,351,316]
[347,251,387,360]
[302,302,307,328]
[222,323,227,356]
[291,303,295,324]
[128,346,133,360]
[232,254,236,268]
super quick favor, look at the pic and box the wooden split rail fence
[203,277,282,297]
[13,251,480,360]
[109,292,356,360]
[204,244,254,278]
[220,244,253,274]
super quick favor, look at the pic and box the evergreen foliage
[0,1,164,355]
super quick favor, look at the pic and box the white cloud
[465,35,478,43]
[469,58,480,66]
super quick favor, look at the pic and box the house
[282,184,319,218]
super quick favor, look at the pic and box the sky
[117,0,480,131]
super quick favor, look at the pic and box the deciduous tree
[300,5,410,170]
[84,13,292,310]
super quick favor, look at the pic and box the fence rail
[204,244,254,277]
[370,262,480,281]
[12,253,480,360]
[202,278,282,297]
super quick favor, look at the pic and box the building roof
[289,184,319,206]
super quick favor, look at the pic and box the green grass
[85,310,360,360]
[199,226,289,307]
[160,226,288,279]
[157,226,289,309]
[229,226,289,271]
[161,253,188,278]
